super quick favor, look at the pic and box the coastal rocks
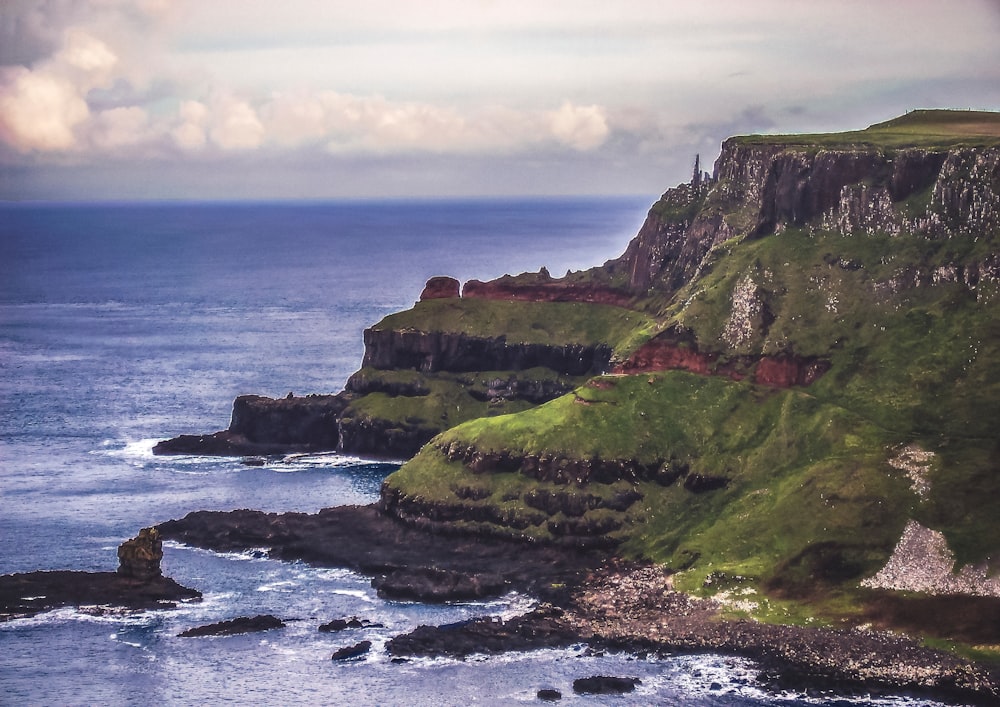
[228,394,345,449]
[572,676,641,695]
[372,567,507,602]
[0,528,201,621]
[157,505,602,603]
[335,413,438,459]
[0,571,201,621]
[386,606,582,658]
[154,394,348,456]
[178,614,285,637]
[330,640,371,661]
[319,616,383,632]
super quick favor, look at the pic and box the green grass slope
[736,109,1000,149]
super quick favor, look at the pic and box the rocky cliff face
[600,141,999,305]
[361,328,613,376]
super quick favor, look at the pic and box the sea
[0,199,956,705]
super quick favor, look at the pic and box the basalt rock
[178,614,285,637]
[330,640,372,661]
[373,567,507,602]
[614,331,830,387]
[573,676,641,695]
[386,606,582,658]
[157,505,603,603]
[117,527,163,580]
[361,328,613,376]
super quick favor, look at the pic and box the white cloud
[208,96,264,150]
[58,28,117,76]
[171,99,207,150]
[89,105,149,150]
[547,102,609,151]
[0,67,89,151]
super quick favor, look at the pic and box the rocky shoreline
[155,505,1000,704]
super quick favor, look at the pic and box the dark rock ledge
[0,527,201,621]
[178,614,284,637]
[156,505,601,604]
[154,505,1000,703]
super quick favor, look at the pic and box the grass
[371,298,657,356]
[733,109,1000,149]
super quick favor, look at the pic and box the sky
[1,1,999,201]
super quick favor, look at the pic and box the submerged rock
[178,614,285,637]
[572,676,641,695]
[318,616,383,632]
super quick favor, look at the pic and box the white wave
[256,580,298,593]
[329,588,373,601]
[163,541,272,563]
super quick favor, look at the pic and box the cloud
[0,67,89,151]
[171,99,207,150]
[89,105,150,151]
[208,96,265,150]
[0,27,121,153]
[548,102,609,151]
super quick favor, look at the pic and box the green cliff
[377,110,1000,642]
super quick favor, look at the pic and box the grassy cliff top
[372,298,657,352]
[734,109,1000,149]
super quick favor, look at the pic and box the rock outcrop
[117,526,163,580]
[1,528,201,621]
[178,614,285,637]
[360,328,613,376]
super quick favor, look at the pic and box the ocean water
[0,200,951,705]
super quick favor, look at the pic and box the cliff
[156,111,1000,655]
[379,110,1000,650]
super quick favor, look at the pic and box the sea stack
[117,527,164,580]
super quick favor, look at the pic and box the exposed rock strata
[462,275,634,307]
[361,328,613,376]
[613,333,830,387]
[419,276,460,300]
